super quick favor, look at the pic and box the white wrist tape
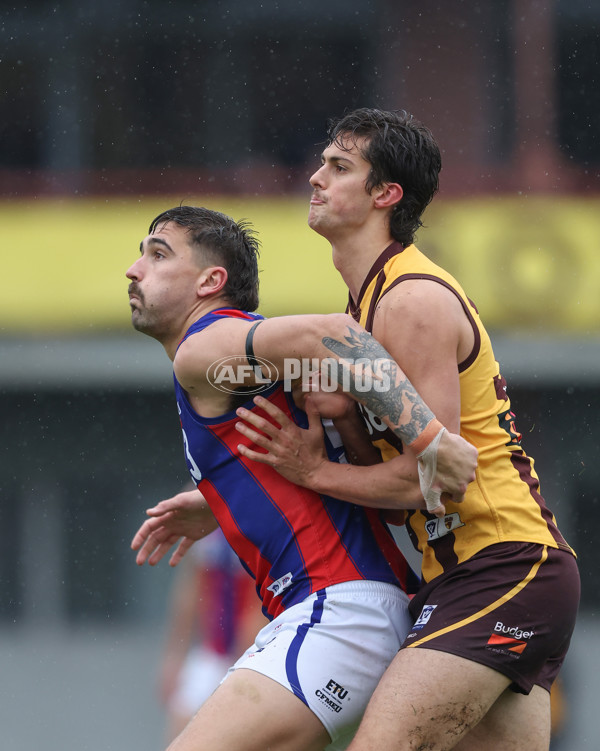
[416,426,446,514]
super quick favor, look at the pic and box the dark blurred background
[2,0,599,194]
[0,1,598,749]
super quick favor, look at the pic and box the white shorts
[223,581,411,750]
[170,646,232,717]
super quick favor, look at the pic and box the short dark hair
[327,108,442,246]
[149,205,260,311]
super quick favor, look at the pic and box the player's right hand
[131,489,217,567]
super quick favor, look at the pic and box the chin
[308,213,324,231]
[308,221,329,240]
[131,313,149,333]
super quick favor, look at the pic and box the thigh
[406,544,580,693]
[454,684,551,751]
[347,648,511,751]
[168,667,330,751]
[232,581,412,747]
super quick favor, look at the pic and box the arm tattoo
[322,327,434,445]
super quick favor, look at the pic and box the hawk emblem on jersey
[498,407,523,448]
[425,512,464,541]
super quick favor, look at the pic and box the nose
[309,164,325,189]
[126,256,143,280]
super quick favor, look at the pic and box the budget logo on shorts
[486,634,528,657]
[412,604,437,630]
[486,621,534,658]
[207,355,279,394]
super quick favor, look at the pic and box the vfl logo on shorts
[267,572,293,596]
[411,604,437,631]
[315,679,349,714]
[425,512,464,541]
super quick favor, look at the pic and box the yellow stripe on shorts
[407,545,548,648]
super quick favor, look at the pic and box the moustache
[128,283,143,300]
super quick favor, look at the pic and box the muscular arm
[236,393,423,507]
[371,279,466,441]
[337,279,471,510]
[235,284,476,514]
[179,311,473,454]
[320,401,424,507]
[176,312,438,445]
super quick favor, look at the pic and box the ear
[197,266,228,298]
[373,182,403,209]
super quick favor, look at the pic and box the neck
[330,228,395,304]
[160,296,230,361]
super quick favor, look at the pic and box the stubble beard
[308,206,329,239]
[129,284,160,338]
[130,305,162,339]
[130,309,151,336]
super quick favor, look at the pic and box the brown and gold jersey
[349,242,574,583]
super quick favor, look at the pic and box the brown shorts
[403,542,580,694]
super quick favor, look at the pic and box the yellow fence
[1,195,599,334]
[425,197,600,334]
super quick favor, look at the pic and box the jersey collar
[347,241,404,321]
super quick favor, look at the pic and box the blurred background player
[159,525,267,742]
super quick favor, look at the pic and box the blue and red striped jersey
[174,308,416,619]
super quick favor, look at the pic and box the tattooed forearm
[322,328,435,445]
[322,328,384,361]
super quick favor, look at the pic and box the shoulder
[376,276,464,325]
[174,315,256,390]
[372,276,468,359]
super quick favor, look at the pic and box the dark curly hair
[149,205,260,311]
[327,108,442,246]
